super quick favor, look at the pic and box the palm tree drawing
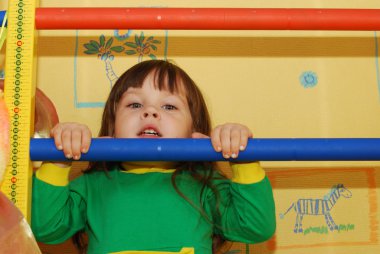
[124,32,161,62]
[83,35,124,88]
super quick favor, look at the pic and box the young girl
[31,60,276,254]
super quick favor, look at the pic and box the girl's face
[114,73,193,139]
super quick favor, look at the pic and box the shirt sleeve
[205,162,276,244]
[35,162,71,186]
[230,162,266,184]
[31,163,88,244]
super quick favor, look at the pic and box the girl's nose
[141,107,160,119]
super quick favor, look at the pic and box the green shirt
[32,163,275,254]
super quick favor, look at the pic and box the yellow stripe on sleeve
[231,162,266,184]
[35,163,71,186]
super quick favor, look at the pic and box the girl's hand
[50,122,92,160]
[192,123,253,159]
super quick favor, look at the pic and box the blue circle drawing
[114,29,132,41]
[300,71,318,88]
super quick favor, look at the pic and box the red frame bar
[35,8,380,30]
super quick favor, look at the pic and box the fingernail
[66,154,72,159]
[240,145,245,151]
[58,145,63,150]
[217,146,222,152]
[74,155,80,160]
[81,148,87,153]
[224,153,230,159]
[231,153,237,159]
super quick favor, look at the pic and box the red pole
[35,8,380,30]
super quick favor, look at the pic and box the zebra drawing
[279,184,352,233]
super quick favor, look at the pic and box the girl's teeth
[142,129,159,136]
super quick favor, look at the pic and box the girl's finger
[210,125,222,152]
[219,125,232,158]
[71,128,84,160]
[61,127,73,159]
[239,128,252,151]
[230,127,241,158]
[81,126,92,153]
[51,124,63,151]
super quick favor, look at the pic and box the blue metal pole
[0,11,6,27]
[30,138,380,161]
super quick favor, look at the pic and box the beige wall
[2,0,380,168]
[1,1,380,253]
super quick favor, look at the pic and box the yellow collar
[121,162,176,174]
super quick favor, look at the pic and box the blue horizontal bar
[30,138,380,161]
[0,11,6,27]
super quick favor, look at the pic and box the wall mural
[279,184,352,234]
[74,29,168,108]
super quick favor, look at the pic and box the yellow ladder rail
[1,0,38,221]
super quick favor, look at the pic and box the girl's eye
[127,103,142,109]
[162,104,177,110]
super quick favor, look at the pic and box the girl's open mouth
[138,128,162,137]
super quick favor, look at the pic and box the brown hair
[99,59,210,137]
[73,60,229,253]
